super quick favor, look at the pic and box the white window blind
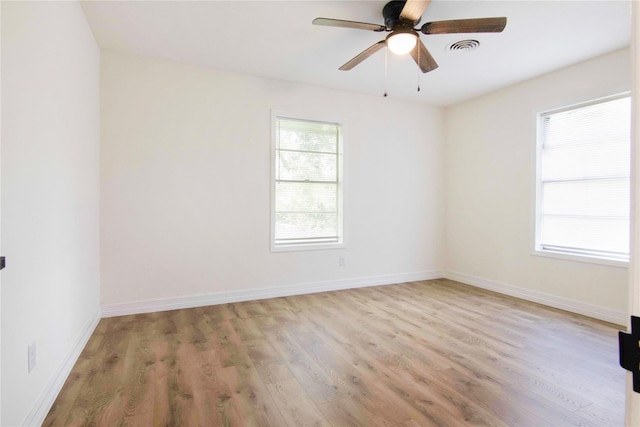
[537,95,631,261]
[273,117,342,248]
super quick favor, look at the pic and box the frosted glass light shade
[387,32,417,55]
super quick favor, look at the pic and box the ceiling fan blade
[421,17,507,34]
[409,39,438,73]
[339,40,386,71]
[313,17,386,32]
[400,0,432,23]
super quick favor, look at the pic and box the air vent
[449,39,480,52]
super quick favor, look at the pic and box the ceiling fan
[313,0,507,73]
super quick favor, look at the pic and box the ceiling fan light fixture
[386,30,418,55]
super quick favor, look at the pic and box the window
[271,114,344,251]
[535,94,631,264]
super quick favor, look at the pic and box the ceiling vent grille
[449,39,480,52]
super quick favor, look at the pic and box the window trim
[270,110,346,253]
[532,92,630,268]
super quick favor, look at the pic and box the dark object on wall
[620,316,640,392]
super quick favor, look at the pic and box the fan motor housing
[383,1,421,27]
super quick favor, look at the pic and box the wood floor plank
[266,378,330,427]
[247,344,296,388]
[430,367,552,426]
[222,361,289,426]
[262,327,346,405]
[294,300,502,426]
[575,402,627,427]
[61,316,134,426]
[42,320,109,426]
[393,420,427,427]
[44,279,625,426]
[318,396,390,427]
[228,300,270,319]
[286,323,420,426]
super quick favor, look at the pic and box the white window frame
[532,93,630,268]
[270,111,345,252]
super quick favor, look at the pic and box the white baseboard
[101,270,444,317]
[23,310,101,427]
[445,271,627,326]
[101,268,626,325]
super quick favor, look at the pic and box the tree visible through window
[272,116,343,249]
[536,95,631,262]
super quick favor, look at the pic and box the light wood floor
[44,279,625,426]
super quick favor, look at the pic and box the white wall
[1,2,4,424]
[1,2,101,425]
[100,52,444,310]
[444,48,631,320]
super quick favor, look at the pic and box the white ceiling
[81,0,631,106]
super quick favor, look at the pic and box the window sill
[532,248,628,268]
[271,242,346,253]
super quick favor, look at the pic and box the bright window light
[536,94,631,263]
[272,116,344,251]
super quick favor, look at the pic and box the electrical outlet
[28,342,36,373]
[339,255,346,266]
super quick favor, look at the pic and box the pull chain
[384,47,388,97]
[417,43,421,92]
